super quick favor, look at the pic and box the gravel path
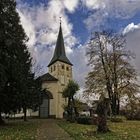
[37,119,73,140]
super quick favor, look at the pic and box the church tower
[48,23,73,83]
[40,22,73,118]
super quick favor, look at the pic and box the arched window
[62,65,64,69]
[66,67,69,71]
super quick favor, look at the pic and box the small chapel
[39,22,73,118]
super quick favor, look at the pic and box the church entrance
[39,90,53,118]
[40,99,49,118]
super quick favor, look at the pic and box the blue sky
[16,0,140,89]
[17,0,140,43]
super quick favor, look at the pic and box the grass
[0,119,40,140]
[0,119,140,140]
[58,120,140,140]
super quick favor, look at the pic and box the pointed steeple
[48,22,72,67]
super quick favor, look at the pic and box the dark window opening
[62,65,64,69]
[66,67,69,71]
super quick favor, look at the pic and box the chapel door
[40,99,49,118]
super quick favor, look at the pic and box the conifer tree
[0,0,41,123]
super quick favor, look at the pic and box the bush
[125,110,140,120]
[77,116,98,125]
[77,116,90,125]
[110,116,125,122]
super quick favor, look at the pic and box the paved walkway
[37,119,73,140]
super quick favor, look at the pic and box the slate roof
[39,73,58,82]
[48,24,72,67]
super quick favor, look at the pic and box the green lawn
[0,120,40,140]
[58,120,140,140]
[0,119,140,140]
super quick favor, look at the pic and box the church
[39,23,73,118]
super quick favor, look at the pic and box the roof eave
[48,60,73,67]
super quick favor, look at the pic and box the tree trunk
[0,112,5,125]
[111,95,117,115]
[113,44,119,116]
[96,98,110,133]
[70,98,74,122]
[72,96,79,118]
[67,97,73,122]
[23,107,27,121]
[67,97,71,116]
[97,115,110,133]
[116,98,120,115]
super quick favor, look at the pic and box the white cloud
[39,32,57,45]
[84,10,108,30]
[82,0,105,9]
[16,0,140,94]
[69,44,90,87]
[17,0,78,50]
[82,0,140,30]
[17,0,88,87]
[63,0,79,13]
[123,22,140,35]
[17,10,36,47]
[123,23,140,75]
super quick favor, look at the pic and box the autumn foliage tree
[85,31,139,116]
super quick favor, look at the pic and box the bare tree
[85,31,139,115]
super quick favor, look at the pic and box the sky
[16,0,140,94]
